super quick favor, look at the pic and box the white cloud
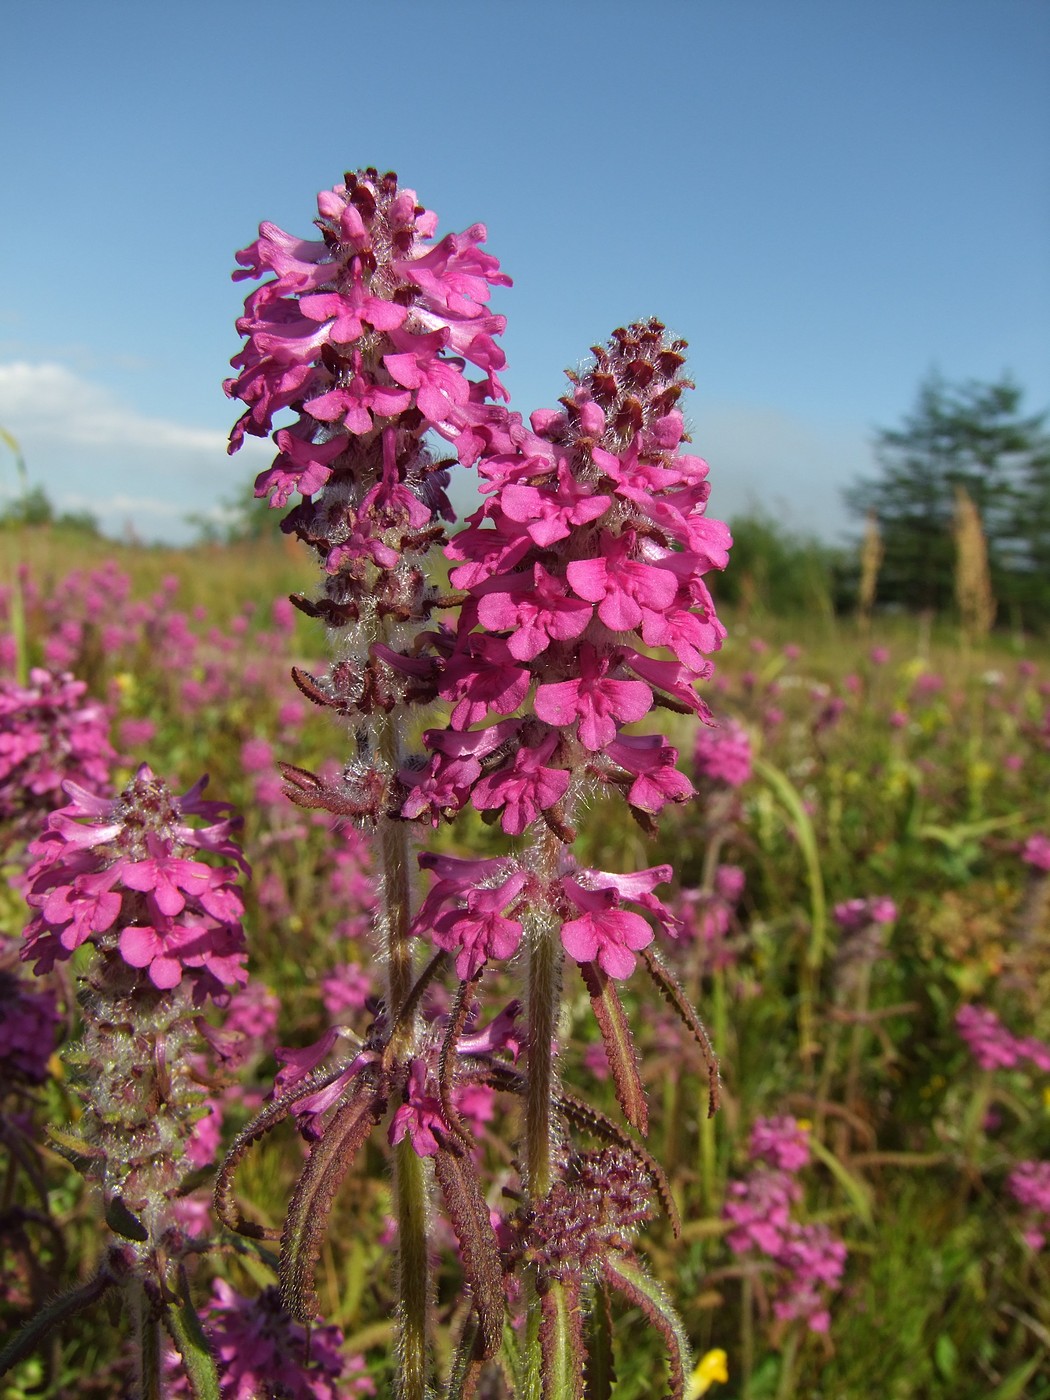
[0,362,230,454]
[0,361,271,541]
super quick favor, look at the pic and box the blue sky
[2,0,1047,543]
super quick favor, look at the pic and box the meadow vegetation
[2,524,1048,1399]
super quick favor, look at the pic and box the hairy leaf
[640,947,720,1117]
[434,976,480,1147]
[600,1254,690,1400]
[280,1084,385,1321]
[0,1267,115,1377]
[433,1144,505,1357]
[213,1062,355,1239]
[580,961,648,1135]
[444,1315,487,1400]
[555,1088,680,1239]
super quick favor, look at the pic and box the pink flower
[431,871,527,979]
[471,732,570,835]
[0,960,59,1085]
[389,1059,446,1157]
[694,718,751,788]
[22,766,248,1000]
[956,1004,1022,1071]
[559,878,656,979]
[0,669,114,835]
[1008,1161,1050,1251]
[534,645,653,751]
[749,1116,811,1172]
[499,461,612,547]
[1021,833,1050,872]
[833,896,897,934]
[565,532,678,633]
[474,563,592,662]
[165,1279,374,1399]
[607,733,694,813]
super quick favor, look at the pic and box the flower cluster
[832,896,897,934]
[676,864,746,968]
[165,1280,374,1400]
[0,668,113,840]
[15,768,252,1315]
[525,1146,654,1282]
[414,849,680,983]
[694,717,752,788]
[724,1115,846,1334]
[410,319,730,983]
[226,168,511,762]
[1020,832,1050,872]
[1007,1160,1050,1251]
[23,765,248,1000]
[956,1004,1050,1073]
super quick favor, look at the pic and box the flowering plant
[216,167,731,1399]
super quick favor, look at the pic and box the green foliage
[846,373,1050,623]
[717,513,849,618]
[0,485,99,535]
[5,538,1050,1399]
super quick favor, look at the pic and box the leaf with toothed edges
[640,946,721,1118]
[214,1061,358,1240]
[580,960,648,1136]
[600,1253,690,1400]
[280,1084,386,1322]
[432,1144,505,1359]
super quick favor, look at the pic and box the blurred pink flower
[694,718,752,788]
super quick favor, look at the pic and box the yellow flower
[687,1348,729,1397]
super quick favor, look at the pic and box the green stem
[375,710,430,1400]
[522,831,566,1398]
[395,1137,431,1400]
[523,825,565,1202]
[698,967,727,1213]
[133,1281,163,1400]
[773,1326,801,1400]
[524,895,562,1201]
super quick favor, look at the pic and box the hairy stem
[522,830,566,1399]
[395,1136,431,1400]
[524,890,563,1200]
[375,709,430,1399]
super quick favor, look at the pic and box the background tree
[845,374,1050,621]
